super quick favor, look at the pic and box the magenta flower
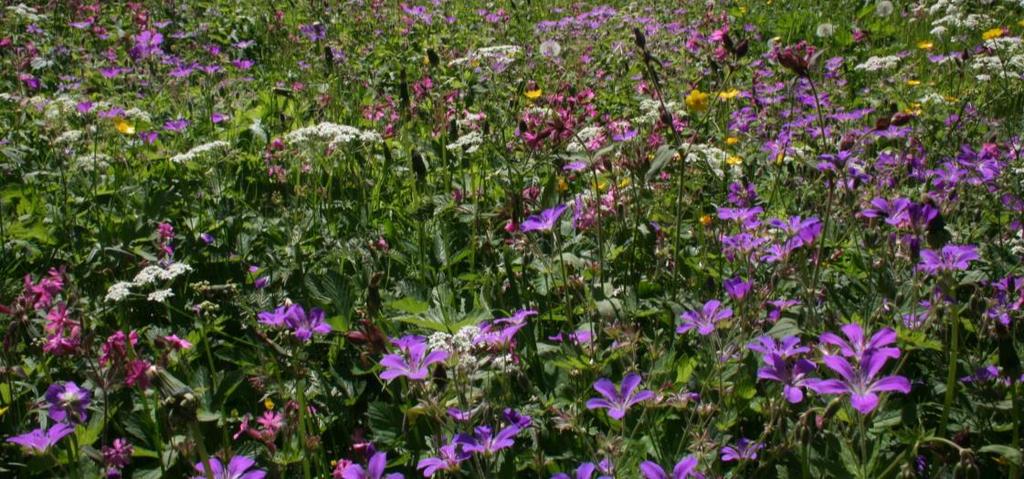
[257,304,331,341]
[6,423,74,454]
[475,309,537,347]
[677,300,732,336]
[191,455,266,479]
[639,455,702,479]
[379,341,447,381]
[720,438,763,462]
[520,204,568,232]
[917,244,979,275]
[586,373,654,420]
[45,381,91,423]
[342,451,404,479]
[807,351,911,414]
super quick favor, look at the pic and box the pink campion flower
[917,244,979,275]
[379,341,447,381]
[639,455,702,479]
[100,330,139,366]
[677,300,732,336]
[806,351,911,414]
[162,334,192,350]
[586,373,654,420]
[6,424,74,454]
[256,410,284,435]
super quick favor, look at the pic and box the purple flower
[257,304,331,341]
[457,425,522,455]
[379,341,447,381]
[917,244,979,275]
[417,441,469,477]
[723,277,753,301]
[819,324,899,363]
[585,373,654,420]
[720,438,763,462]
[164,118,190,133]
[211,112,229,124]
[551,462,613,479]
[192,455,266,479]
[806,351,911,414]
[677,300,732,336]
[717,206,763,230]
[747,335,809,359]
[253,276,269,289]
[639,455,702,479]
[45,381,91,424]
[102,438,133,469]
[769,216,822,249]
[521,204,568,232]
[475,309,537,347]
[130,30,163,59]
[200,233,215,245]
[6,424,74,454]
[342,451,404,479]
[756,354,817,403]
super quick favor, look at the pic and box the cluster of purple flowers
[258,303,332,341]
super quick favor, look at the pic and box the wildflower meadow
[4,1,1024,477]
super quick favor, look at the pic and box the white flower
[854,55,901,72]
[105,282,133,302]
[816,23,835,38]
[447,131,483,154]
[875,0,894,17]
[169,141,231,163]
[539,40,562,57]
[283,122,381,149]
[147,289,174,302]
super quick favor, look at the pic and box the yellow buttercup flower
[115,119,135,135]
[906,79,921,86]
[916,41,933,50]
[982,28,1004,41]
[685,89,709,112]
[524,89,542,100]
[264,398,275,410]
[726,155,742,166]
[699,214,713,227]
[619,177,631,188]
[718,89,740,100]
[557,177,568,192]
[725,136,740,145]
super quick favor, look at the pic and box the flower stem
[296,377,313,479]
[940,280,959,434]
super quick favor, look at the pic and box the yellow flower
[726,155,742,166]
[557,177,568,192]
[619,177,631,188]
[115,119,135,135]
[524,89,542,100]
[916,41,933,50]
[725,136,740,145]
[775,152,786,164]
[1019,19,1024,28]
[718,89,740,100]
[264,398,275,410]
[982,27,1005,41]
[944,95,958,103]
[906,79,921,86]
[699,214,713,227]
[685,89,709,112]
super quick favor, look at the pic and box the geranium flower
[6,424,74,454]
[720,438,763,462]
[756,354,817,403]
[521,204,568,232]
[457,425,522,455]
[807,351,911,414]
[342,451,403,479]
[917,244,979,275]
[191,455,267,479]
[677,300,732,336]
[45,381,90,424]
[586,373,654,420]
[258,304,331,341]
[417,440,469,477]
[639,455,702,479]
[379,341,447,381]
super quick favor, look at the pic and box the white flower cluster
[854,55,901,72]
[283,122,381,150]
[169,141,231,163]
[447,131,483,154]
[427,325,513,374]
[566,126,605,153]
[74,153,111,171]
[927,0,992,37]
[55,130,84,145]
[7,4,45,22]
[680,143,739,178]
[637,98,684,124]
[971,37,1024,81]
[448,45,522,67]
[106,263,192,303]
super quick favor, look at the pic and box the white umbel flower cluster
[169,141,231,163]
[147,289,174,303]
[427,325,513,374]
[106,262,192,302]
[680,143,738,178]
[283,122,382,150]
[971,37,1024,81]
[447,131,483,154]
[854,55,901,72]
[448,45,522,67]
[566,126,605,153]
[105,282,133,302]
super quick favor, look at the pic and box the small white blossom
[105,282,133,302]
[147,289,174,303]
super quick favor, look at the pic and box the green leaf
[388,297,429,314]
[979,445,1022,466]
[645,145,677,182]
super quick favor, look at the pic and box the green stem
[940,280,959,434]
[296,377,312,479]
[190,422,216,479]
